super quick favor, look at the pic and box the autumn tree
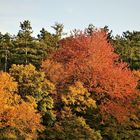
[61,82,97,115]
[9,64,54,99]
[42,30,138,122]
[0,72,43,139]
[9,64,56,126]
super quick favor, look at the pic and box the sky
[0,0,140,37]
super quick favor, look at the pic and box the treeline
[0,20,140,140]
[0,21,140,72]
[0,20,64,71]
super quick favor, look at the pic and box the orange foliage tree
[0,72,43,139]
[42,30,138,122]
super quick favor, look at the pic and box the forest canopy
[0,20,140,140]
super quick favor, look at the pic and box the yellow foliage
[61,82,97,113]
[133,70,140,79]
[0,72,44,139]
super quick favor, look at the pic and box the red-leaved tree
[42,30,138,122]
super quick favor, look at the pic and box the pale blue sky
[0,0,140,36]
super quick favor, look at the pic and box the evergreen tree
[113,31,140,69]
[12,20,44,68]
[0,33,13,71]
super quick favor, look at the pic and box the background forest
[0,20,140,140]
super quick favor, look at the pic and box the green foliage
[9,64,55,112]
[18,20,33,42]
[12,21,44,68]
[38,27,57,48]
[100,118,140,140]
[9,64,56,128]
[45,116,102,140]
[37,27,59,58]
[0,33,13,71]
[51,22,65,41]
[113,31,140,70]
[10,64,53,97]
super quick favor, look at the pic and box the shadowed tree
[0,33,13,71]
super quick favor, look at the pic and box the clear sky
[0,0,140,36]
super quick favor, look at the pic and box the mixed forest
[0,20,140,140]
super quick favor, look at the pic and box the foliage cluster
[0,21,140,140]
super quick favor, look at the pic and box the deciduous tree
[42,30,138,122]
[0,72,43,139]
